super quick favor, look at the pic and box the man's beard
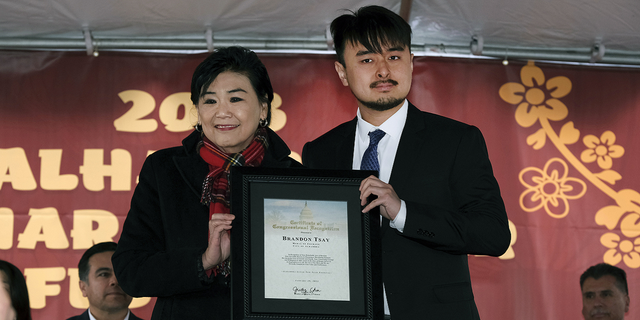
[357,96,405,111]
[355,79,405,111]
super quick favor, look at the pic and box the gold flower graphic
[580,131,625,169]
[499,61,572,127]
[601,232,640,268]
[519,158,586,218]
[500,61,639,267]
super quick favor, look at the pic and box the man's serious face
[581,275,629,320]
[80,251,133,314]
[335,41,413,112]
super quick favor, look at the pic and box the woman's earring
[259,118,268,128]
[195,123,203,132]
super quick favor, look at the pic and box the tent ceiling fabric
[1,0,639,65]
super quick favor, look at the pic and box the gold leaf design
[499,220,517,260]
[269,92,287,132]
[593,170,622,185]
[521,61,545,87]
[541,98,569,121]
[621,213,640,238]
[501,61,639,267]
[546,76,572,98]
[558,121,580,145]
[498,82,525,104]
[526,128,546,149]
[616,189,640,214]
[596,205,627,230]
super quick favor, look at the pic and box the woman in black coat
[112,46,301,319]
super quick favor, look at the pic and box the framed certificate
[230,167,383,320]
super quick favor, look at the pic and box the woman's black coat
[112,129,301,319]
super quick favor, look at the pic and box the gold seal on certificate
[264,199,349,301]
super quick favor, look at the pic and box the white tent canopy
[1,0,639,65]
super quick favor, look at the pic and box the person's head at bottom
[580,263,630,320]
[78,242,133,319]
[0,260,31,320]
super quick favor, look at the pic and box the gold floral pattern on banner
[499,61,640,268]
[519,158,586,218]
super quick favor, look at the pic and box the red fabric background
[1,51,638,319]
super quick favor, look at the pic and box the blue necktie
[360,129,386,172]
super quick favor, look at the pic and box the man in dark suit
[302,5,511,319]
[67,242,143,320]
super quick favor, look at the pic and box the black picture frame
[230,167,383,320]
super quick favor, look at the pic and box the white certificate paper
[263,199,350,301]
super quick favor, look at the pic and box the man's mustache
[370,79,398,88]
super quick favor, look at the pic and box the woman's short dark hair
[330,5,412,67]
[190,46,273,125]
[0,260,32,320]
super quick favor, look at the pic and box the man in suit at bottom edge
[67,242,143,320]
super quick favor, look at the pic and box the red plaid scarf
[199,128,267,276]
[199,128,268,209]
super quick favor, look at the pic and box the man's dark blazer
[66,309,143,320]
[302,103,510,320]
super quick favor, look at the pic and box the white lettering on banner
[2,207,119,250]
[114,90,159,132]
[24,267,66,309]
[20,267,151,309]
[39,149,79,190]
[159,92,197,132]
[18,208,69,249]
[0,147,37,190]
[70,210,120,249]
[0,207,13,249]
[1,148,137,192]
[114,90,196,133]
[2,210,150,309]
[0,90,294,193]
[79,149,132,191]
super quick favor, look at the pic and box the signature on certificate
[292,286,321,295]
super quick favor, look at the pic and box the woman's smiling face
[197,71,268,153]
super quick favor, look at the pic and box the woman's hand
[201,213,235,270]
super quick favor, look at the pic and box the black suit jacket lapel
[336,118,357,169]
[383,103,429,235]
[389,103,428,188]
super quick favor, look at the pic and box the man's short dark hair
[580,263,628,295]
[78,242,117,282]
[330,5,412,66]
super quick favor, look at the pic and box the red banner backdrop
[1,50,639,320]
